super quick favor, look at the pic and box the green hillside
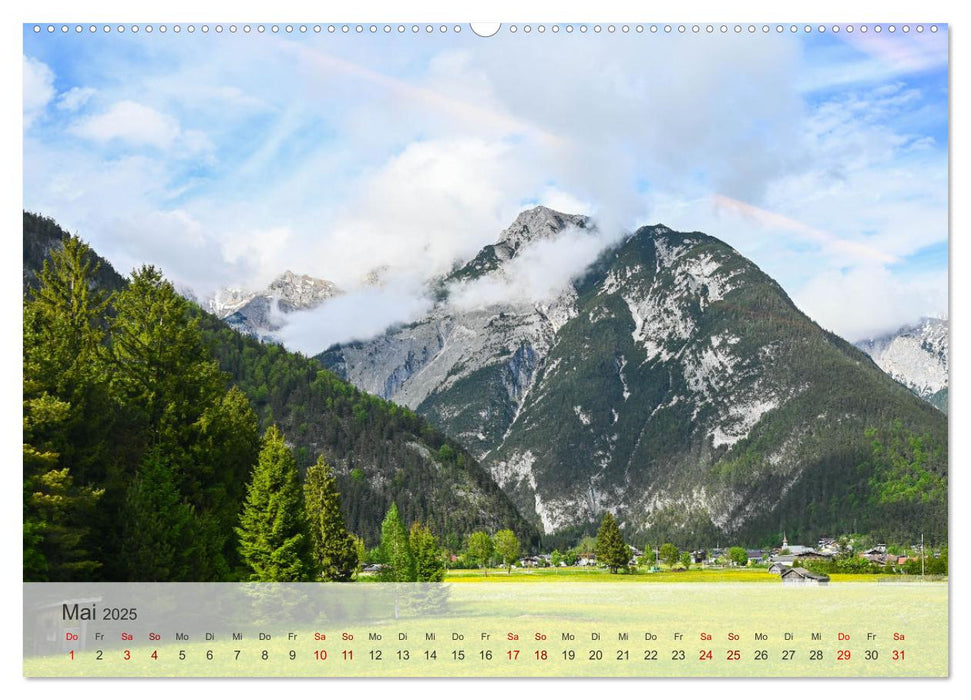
[22,212,537,582]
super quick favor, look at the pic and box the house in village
[767,562,791,575]
[746,549,766,565]
[780,567,830,586]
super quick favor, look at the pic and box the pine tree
[304,456,358,581]
[111,266,254,579]
[377,503,414,582]
[28,236,111,403]
[594,513,630,574]
[190,386,261,574]
[120,449,195,581]
[23,238,112,580]
[236,426,314,581]
[493,529,521,574]
[111,265,223,454]
[409,523,445,582]
[23,299,104,581]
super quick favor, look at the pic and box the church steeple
[782,532,788,549]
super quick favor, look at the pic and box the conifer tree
[304,456,358,581]
[120,449,195,581]
[409,523,445,582]
[236,426,314,581]
[112,266,254,579]
[377,503,414,582]
[28,236,111,404]
[23,299,104,581]
[111,265,223,453]
[594,512,630,574]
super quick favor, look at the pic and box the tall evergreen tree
[23,299,104,581]
[409,523,445,582]
[377,503,414,582]
[120,449,196,581]
[111,265,223,454]
[236,426,314,582]
[304,456,358,581]
[23,393,103,580]
[111,265,256,579]
[594,513,630,574]
[27,236,111,406]
[190,386,261,574]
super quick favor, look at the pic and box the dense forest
[22,212,537,581]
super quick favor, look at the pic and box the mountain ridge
[320,209,947,545]
[856,316,948,413]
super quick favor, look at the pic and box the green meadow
[25,580,947,678]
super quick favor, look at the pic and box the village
[457,533,949,585]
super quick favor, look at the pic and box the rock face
[856,317,949,412]
[206,271,340,340]
[320,208,948,544]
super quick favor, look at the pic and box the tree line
[23,237,364,581]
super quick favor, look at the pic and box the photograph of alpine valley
[22,25,947,586]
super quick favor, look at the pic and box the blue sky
[23,23,948,345]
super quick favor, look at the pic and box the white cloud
[794,266,946,342]
[68,101,211,154]
[23,55,55,128]
[22,32,946,347]
[537,187,592,217]
[308,137,544,289]
[448,225,616,310]
[276,283,434,354]
[56,86,96,112]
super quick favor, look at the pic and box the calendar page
[21,19,949,680]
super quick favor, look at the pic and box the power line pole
[921,533,925,578]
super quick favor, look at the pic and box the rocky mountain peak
[497,206,589,251]
[203,271,341,341]
[856,316,949,411]
[267,271,340,311]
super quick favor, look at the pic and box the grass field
[24,580,948,677]
[443,566,893,583]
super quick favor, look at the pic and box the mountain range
[856,317,949,413]
[320,206,948,545]
[24,208,947,548]
[201,271,341,340]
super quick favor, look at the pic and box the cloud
[56,86,96,112]
[275,283,434,355]
[23,55,55,128]
[711,194,899,266]
[22,30,946,348]
[69,100,212,155]
[794,266,946,342]
[448,224,616,310]
[537,187,592,217]
[308,137,545,289]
